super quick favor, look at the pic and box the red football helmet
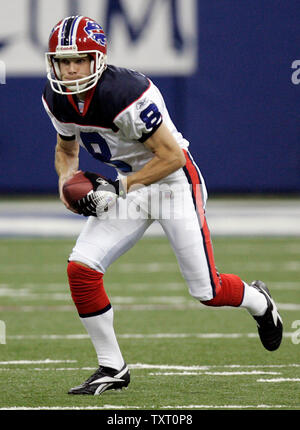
[45,15,107,95]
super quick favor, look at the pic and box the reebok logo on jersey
[136,99,148,110]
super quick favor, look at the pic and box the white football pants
[69,164,219,302]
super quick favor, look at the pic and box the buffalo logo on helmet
[84,21,106,47]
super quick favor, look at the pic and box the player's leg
[159,150,282,351]
[159,179,247,306]
[66,259,131,394]
[66,260,123,369]
[67,193,153,394]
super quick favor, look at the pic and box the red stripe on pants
[183,150,221,295]
[183,150,244,306]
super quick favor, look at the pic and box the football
[62,171,93,206]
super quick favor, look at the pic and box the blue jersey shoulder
[42,81,72,124]
[97,65,150,118]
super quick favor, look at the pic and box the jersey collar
[66,85,96,116]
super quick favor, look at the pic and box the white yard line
[0,362,298,388]
[0,404,294,410]
[0,368,283,376]
[2,281,299,291]
[257,378,300,383]
[0,295,299,311]
[0,361,299,370]
[129,363,300,370]
[150,371,281,376]
[0,359,76,365]
[162,404,295,409]
[0,406,141,410]
[2,261,300,273]
[5,332,297,340]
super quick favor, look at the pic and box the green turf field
[0,236,299,410]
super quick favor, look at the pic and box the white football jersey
[42,65,189,178]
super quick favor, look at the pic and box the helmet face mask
[45,16,107,95]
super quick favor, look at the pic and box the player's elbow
[164,154,185,176]
[172,150,186,170]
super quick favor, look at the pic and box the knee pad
[67,261,111,317]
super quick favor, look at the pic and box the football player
[42,16,283,396]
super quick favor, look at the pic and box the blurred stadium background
[0,0,299,236]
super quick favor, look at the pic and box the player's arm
[66,124,185,216]
[55,134,80,210]
[125,123,186,192]
[72,123,185,216]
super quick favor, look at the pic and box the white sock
[240,282,268,316]
[80,307,124,370]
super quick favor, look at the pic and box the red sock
[67,261,111,317]
[201,273,244,307]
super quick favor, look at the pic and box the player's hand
[83,171,126,198]
[73,190,117,216]
[73,171,126,217]
[59,170,82,213]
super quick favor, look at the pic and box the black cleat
[68,363,130,395]
[251,280,283,351]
